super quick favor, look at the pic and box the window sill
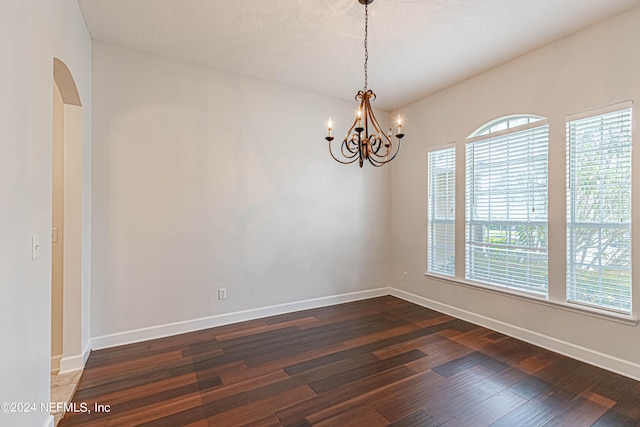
[423,272,638,326]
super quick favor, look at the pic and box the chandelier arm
[341,139,360,158]
[369,149,390,163]
[368,149,390,166]
[366,133,393,158]
[342,114,360,149]
[370,138,390,156]
[368,137,397,161]
[363,96,387,138]
[366,155,387,167]
[369,149,392,163]
[372,136,390,157]
[362,92,375,137]
[370,138,403,163]
[346,134,360,153]
[369,135,381,153]
[363,110,392,157]
[368,132,392,158]
[364,100,393,156]
[370,127,389,150]
[328,140,359,164]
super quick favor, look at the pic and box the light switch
[32,235,40,260]
[52,228,58,243]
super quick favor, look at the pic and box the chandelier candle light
[325,0,405,167]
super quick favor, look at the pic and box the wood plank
[387,410,439,427]
[439,390,526,427]
[490,388,576,427]
[376,366,494,423]
[426,367,527,423]
[308,350,426,394]
[202,385,316,426]
[431,351,509,378]
[277,366,417,426]
[542,396,610,426]
[314,408,389,427]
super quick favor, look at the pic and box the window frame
[566,101,633,314]
[464,118,550,296]
[427,143,456,277]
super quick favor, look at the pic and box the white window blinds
[566,104,632,313]
[428,146,455,276]
[465,121,549,295]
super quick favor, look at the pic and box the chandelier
[325,0,405,167]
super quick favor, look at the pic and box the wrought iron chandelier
[325,0,405,167]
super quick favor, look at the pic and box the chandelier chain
[364,2,368,91]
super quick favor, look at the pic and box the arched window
[469,115,545,138]
[465,115,549,295]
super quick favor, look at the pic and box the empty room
[3,0,640,426]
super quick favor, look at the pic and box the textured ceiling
[78,0,640,111]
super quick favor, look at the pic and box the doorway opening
[51,57,84,425]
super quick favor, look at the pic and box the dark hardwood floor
[59,296,640,426]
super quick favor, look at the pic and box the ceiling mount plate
[358,0,374,5]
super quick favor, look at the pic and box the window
[428,145,455,276]
[474,115,544,137]
[567,103,633,313]
[465,117,549,295]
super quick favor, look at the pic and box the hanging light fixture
[325,0,405,168]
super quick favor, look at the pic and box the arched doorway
[51,58,83,374]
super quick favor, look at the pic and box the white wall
[391,6,640,379]
[0,1,91,426]
[91,42,391,339]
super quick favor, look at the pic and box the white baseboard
[91,288,391,350]
[50,355,62,373]
[83,339,91,365]
[58,339,91,374]
[42,414,54,427]
[59,354,84,374]
[390,288,640,381]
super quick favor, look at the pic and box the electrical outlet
[218,288,227,300]
[403,272,408,281]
